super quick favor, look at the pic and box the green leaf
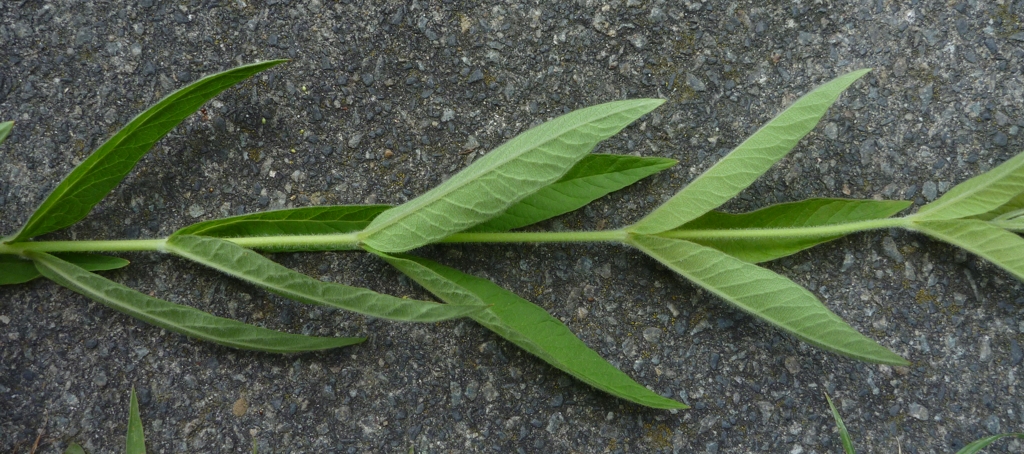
[7,60,287,243]
[165,234,483,322]
[915,151,1024,221]
[372,251,687,409]
[0,120,12,145]
[359,99,665,253]
[910,219,1024,282]
[956,433,1024,454]
[63,443,87,454]
[825,393,856,454]
[471,154,677,232]
[671,198,911,263]
[630,69,872,235]
[990,209,1024,232]
[969,192,1024,221]
[126,387,146,454]
[174,205,391,251]
[1,253,129,286]
[27,250,361,353]
[628,234,908,365]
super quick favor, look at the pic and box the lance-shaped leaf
[825,393,856,454]
[956,433,1024,454]
[989,209,1024,232]
[63,444,86,454]
[630,69,872,235]
[359,99,665,253]
[668,198,911,263]
[7,60,287,243]
[628,234,908,365]
[370,251,687,409]
[126,387,146,454]
[915,151,1024,221]
[1,252,130,285]
[471,154,677,232]
[0,120,12,145]
[969,192,1024,221]
[910,219,1024,282]
[165,234,483,322]
[27,251,361,353]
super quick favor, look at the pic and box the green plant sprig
[4,62,1024,410]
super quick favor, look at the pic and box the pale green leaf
[969,192,1024,221]
[630,69,872,234]
[7,60,287,243]
[669,198,911,262]
[126,387,146,454]
[372,251,687,409]
[956,433,1024,454]
[360,99,665,252]
[1,253,129,286]
[0,120,12,145]
[63,443,87,454]
[628,234,908,365]
[915,151,1024,221]
[27,250,361,353]
[471,154,677,232]
[825,393,856,454]
[910,219,1024,282]
[990,209,1024,232]
[165,235,483,322]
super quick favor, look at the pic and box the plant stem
[660,217,912,241]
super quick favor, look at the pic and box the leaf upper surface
[359,99,664,252]
[376,252,687,409]
[628,234,908,365]
[7,60,286,243]
[0,120,12,145]
[915,151,1024,221]
[1,252,129,286]
[28,251,360,353]
[911,219,1024,282]
[630,69,871,234]
[126,387,146,454]
[165,235,483,322]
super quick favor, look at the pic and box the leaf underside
[1,253,130,286]
[360,99,665,253]
[628,234,908,365]
[915,150,1024,221]
[126,387,146,454]
[8,60,287,243]
[631,69,872,234]
[910,219,1024,282]
[165,235,484,322]
[375,251,687,410]
[28,250,361,353]
[674,198,911,263]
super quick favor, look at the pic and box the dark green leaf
[630,69,872,234]
[28,250,361,353]
[0,120,12,145]
[63,443,87,454]
[7,60,287,243]
[360,99,665,253]
[670,198,911,262]
[126,387,146,454]
[374,251,687,410]
[165,235,484,322]
[1,252,129,285]
[628,234,908,365]
[915,151,1024,221]
[911,219,1024,282]
[956,433,1024,454]
[471,154,677,232]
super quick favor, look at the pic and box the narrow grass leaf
[669,199,911,262]
[28,251,361,353]
[376,252,687,409]
[825,393,856,454]
[174,205,390,251]
[910,219,1024,282]
[471,154,677,232]
[915,151,1024,221]
[955,433,1024,454]
[126,387,146,454]
[63,443,86,454]
[630,69,871,234]
[1,253,129,285]
[0,120,12,145]
[628,234,908,365]
[8,60,286,243]
[165,234,483,322]
[360,99,665,253]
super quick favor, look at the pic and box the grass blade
[372,251,687,409]
[471,154,677,232]
[956,433,1024,454]
[825,392,856,454]
[126,387,146,454]
[630,69,872,234]
[1,253,129,286]
[0,120,12,145]
[915,151,1024,221]
[670,198,911,262]
[911,220,1024,282]
[63,443,86,454]
[27,250,362,353]
[165,235,483,322]
[359,99,665,253]
[628,234,908,365]
[7,60,287,243]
